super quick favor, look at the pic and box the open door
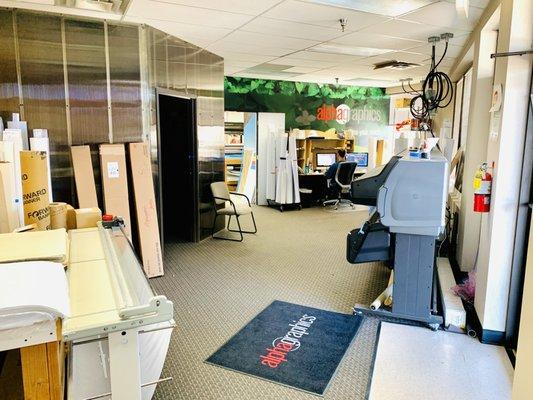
[156,90,199,243]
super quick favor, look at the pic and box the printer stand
[349,225,443,329]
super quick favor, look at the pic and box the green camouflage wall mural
[224,77,391,135]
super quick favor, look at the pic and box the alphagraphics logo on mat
[259,314,316,369]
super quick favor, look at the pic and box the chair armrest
[213,196,238,215]
[230,192,252,207]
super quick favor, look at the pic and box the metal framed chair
[210,182,257,242]
[323,161,358,210]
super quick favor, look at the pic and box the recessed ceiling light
[305,0,436,17]
[309,43,392,57]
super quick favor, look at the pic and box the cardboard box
[66,204,76,230]
[75,207,102,229]
[395,97,411,108]
[129,142,164,277]
[20,151,50,230]
[99,144,131,238]
[71,146,98,209]
[0,162,20,233]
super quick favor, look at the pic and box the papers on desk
[0,261,70,330]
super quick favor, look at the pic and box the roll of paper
[30,137,53,203]
[0,162,20,233]
[8,113,29,150]
[2,129,24,225]
[20,151,50,230]
[50,202,67,230]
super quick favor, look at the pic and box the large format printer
[347,149,448,329]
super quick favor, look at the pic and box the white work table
[65,222,174,400]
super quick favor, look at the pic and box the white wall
[474,0,533,332]
[456,26,497,272]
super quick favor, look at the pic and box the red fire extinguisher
[473,162,492,213]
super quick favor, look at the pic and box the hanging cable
[406,33,454,120]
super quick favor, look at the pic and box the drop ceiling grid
[120,0,487,84]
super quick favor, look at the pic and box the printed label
[107,162,119,179]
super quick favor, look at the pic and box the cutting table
[65,220,174,400]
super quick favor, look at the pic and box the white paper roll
[2,129,24,225]
[30,137,53,203]
[8,116,29,150]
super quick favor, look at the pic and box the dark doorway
[156,91,198,243]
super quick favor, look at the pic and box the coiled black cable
[409,41,454,120]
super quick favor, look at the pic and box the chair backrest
[210,182,230,205]
[335,161,358,188]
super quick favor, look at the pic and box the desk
[298,174,327,206]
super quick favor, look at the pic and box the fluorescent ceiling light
[305,0,436,17]
[309,44,392,57]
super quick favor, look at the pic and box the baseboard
[480,329,506,345]
[467,303,506,345]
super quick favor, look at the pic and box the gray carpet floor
[151,205,389,400]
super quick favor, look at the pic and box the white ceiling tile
[221,31,320,50]
[147,0,283,15]
[240,17,346,42]
[280,50,363,63]
[124,16,232,45]
[224,60,262,69]
[274,56,339,68]
[399,1,484,31]
[206,40,295,57]
[330,31,424,50]
[404,42,464,59]
[300,0,439,17]
[215,52,276,64]
[344,78,400,87]
[126,0,254,29]
[289,74,339,84]
[233,71,300,80]
[283,66,324,73]
[359,19,471,42]
[262,0,390,30]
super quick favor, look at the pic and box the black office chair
[323,161,358,209]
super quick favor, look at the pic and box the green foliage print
[224,77,390,131]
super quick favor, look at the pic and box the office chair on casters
[323,161,358,210]
[210,182,257,242]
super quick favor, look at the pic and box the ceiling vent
[373,60,421,70]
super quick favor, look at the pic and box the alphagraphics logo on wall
[316,103,382,125]
[259,314,316,369]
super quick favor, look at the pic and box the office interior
[0,0,531,399]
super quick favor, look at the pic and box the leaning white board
[257,112,285,206]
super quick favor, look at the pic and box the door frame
[155,88,199,243]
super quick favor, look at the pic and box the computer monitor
[316,153,336,167]
[346,152,369,168]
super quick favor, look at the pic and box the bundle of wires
[402,39,454,120]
